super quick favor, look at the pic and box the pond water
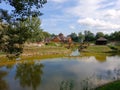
[0,55,120,90]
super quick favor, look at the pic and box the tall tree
[78,32,85,43]
[0,0,47,57]
[84,30,95,42]
[110,31,120,41]
[95,32,104,39]
[69,32,78,42]
[23,17,46,42]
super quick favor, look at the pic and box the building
[51,36,61,42]
[51,33,72,43]
[96,37,107,45]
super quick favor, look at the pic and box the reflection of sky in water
[70,49,80,56]
[0,56,120,90]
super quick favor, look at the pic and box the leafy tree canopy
[0,0,47,20]
[0,0,47,58]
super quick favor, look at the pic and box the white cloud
[65,0,103,18]
[104,9,120,20]
[69,25,75,29]
[64,0,120,33]
[78,18,120,30]
[42,0,120,35]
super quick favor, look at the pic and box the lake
[0,55,120,90]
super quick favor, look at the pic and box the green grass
[23,45,71,56]
[95,80,120,90]
[80,45,120,62]
[0,45,72,66]
[83,45,112,53]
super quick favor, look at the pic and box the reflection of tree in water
[6,64,14,70]
[59,80,74,90]
[95,55,107,62]
[15,62,44,90]
[0,71,8,90]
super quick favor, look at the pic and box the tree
[0,0,47,58]
[78,32,85,43]
[0,21,31,57]
[24,17,47,42]
[69,32,78,42]
[84,30,95,42]
[95,32,104,39]
[0,0,47,20]
[109,31,120,41]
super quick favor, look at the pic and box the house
[96,37,107,45]
[51,36,61,42]
[51,33,72,43]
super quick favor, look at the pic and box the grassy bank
[22,45,71,56]
[0,44,120,65]
[0,45,72,66]
[95,80,120,90]
[81,45,112,58]
[81,45,120,55]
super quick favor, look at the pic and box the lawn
[95,80,120,90]
[83,45,112,53]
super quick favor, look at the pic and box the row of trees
[69,30,120,42]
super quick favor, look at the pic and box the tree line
[68,30,120,43]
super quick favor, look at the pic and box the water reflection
[95,55,107,62]
[15,62,44,90]
[6,64,14,70]
[0,70,8,90]
[70,49,80,56]
[59,80,74,90]
[0,55,120,90]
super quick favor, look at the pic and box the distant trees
[78,32,85,43]
[68,30,94,42]
[84,30,95,42]
[68,30,120,43]
[95,32,104,39]
[69,33,78,42]
[109,31,120,41]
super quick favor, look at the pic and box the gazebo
[96,37,107,45]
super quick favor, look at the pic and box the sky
[0,0,120,35]
[40,0,120,35]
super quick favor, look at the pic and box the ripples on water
[0,55,120,90]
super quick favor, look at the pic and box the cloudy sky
[0,0,120,35]
[40,0,120,35]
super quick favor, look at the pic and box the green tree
[110,31,120,41]
[69,32,78,42]
[78,32,85,43]
[95,32,104,39]
[84,30,95,42]
[0,22,30,58]
[24,17,48,42]
[0,0,47,57]
[0,0,47,20]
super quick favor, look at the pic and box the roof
[97,37,107,41]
